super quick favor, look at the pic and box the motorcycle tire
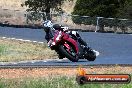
[85,49,96,61]
[59,45,79,62]
[55,50,65,59]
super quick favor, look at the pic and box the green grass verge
[0,45,7,56]
[0,39,58,62]
[0,76,131,88]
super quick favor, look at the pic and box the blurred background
[0,0,132,33]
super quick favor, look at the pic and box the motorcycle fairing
[62,33,79,54]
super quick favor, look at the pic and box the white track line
[1,37,100,56]
[0,36,100,64]
[1,36,44,44]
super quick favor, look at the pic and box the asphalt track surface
[0,26,132,67]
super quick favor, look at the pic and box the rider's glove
[61,26,69,32]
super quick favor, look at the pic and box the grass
[0,76,131,88]
[0,66,131,88]
[0,39,58,62]
[0,45,7,56]
[0,0,26,11]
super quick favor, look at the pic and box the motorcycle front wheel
[59,45,79,62]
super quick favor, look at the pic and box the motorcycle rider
[43,20,87,46]
[52,24,87,47]
[43,20,88,59]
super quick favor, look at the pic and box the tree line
[72,0,132,32]
[23,0,132,19]
[72,0,132,19]
[23,0,132,32]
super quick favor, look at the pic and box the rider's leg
[70,31,87,46]
[78,37,87,46]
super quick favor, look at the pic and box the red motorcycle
[43,20,96,62]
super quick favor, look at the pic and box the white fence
[25,12,132,33]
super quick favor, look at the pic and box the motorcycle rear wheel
[59,45,79,62]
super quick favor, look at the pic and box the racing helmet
[53,24,69,31]
[53,24,62,30]
[42,20,53,32]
